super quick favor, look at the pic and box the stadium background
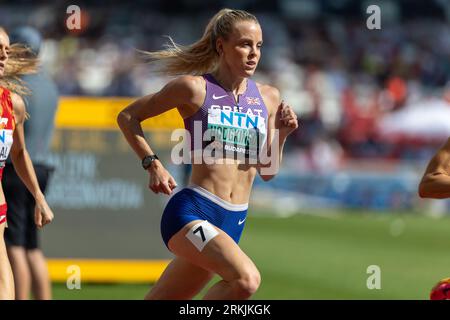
[2,0,450,299]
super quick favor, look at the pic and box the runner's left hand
[34,195,54,228]
[276,101,299,137]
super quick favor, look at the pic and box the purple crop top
[183,74,269,161]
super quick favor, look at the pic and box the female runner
[0,27,54,299]
[118,9,298,300]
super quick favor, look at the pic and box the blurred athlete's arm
[418,138,450,199]
[257,85,298,181]
[9,93,54,228]
[117,75,204,195]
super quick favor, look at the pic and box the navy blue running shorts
[160,184,248,250]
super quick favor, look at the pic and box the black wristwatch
[142,154,159,170]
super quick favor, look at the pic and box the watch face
[143,155,158,169]
[143,157,153,169]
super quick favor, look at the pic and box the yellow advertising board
[55,97,183,130]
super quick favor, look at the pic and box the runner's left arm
[9,93,54,227]
[257,86,298,181]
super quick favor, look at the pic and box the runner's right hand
[148,161,178,195]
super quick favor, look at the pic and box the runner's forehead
[0,30,10,46]
[230,21,262,42]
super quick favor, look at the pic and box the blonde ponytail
[0,27,39,95]
[142,8,258,76]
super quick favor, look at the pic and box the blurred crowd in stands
[1,0,449,168]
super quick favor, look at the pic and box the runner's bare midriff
[190,161,257,205]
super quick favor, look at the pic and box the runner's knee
[230,267,261,298]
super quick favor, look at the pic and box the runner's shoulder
[10,92,26,122]
[167,75,205,106]
[170,75,205,96]
[442,137,450,154]
[431,137,450,167]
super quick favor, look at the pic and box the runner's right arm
[117,75,203,195]
[418,138,450,199]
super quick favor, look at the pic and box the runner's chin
[243,65,256,76]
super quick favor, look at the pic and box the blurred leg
[22,165,51,300]
[6,246,31,300]
[3,165,30,299]
[26,249,51,300]
[0,224,15,300]
[145,256,214,300]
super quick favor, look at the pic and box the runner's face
[219,20,262,77]
[0,30,10,77]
